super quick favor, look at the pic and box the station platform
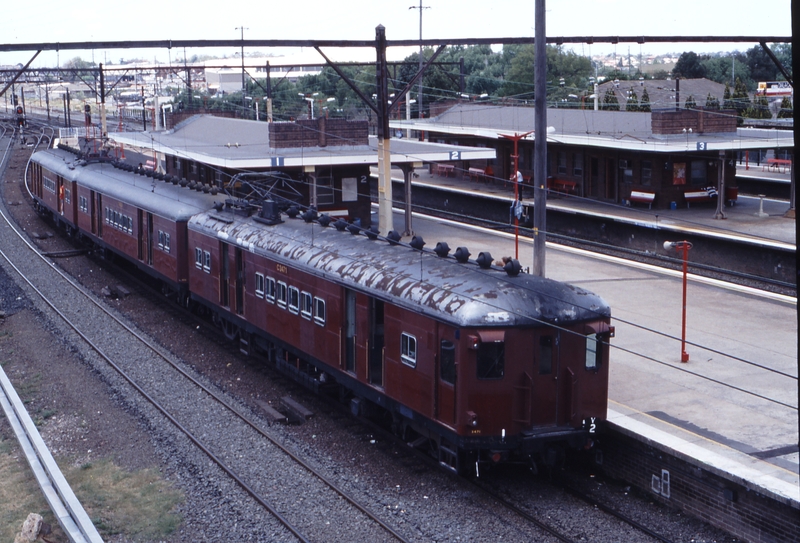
[380,168,798,513]
[393,165,795,249]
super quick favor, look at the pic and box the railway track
[0,161,413,543]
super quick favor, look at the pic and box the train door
[344,289,357,373]
[137,210,143,261]
[89,191,101,237]
[435,326,458,427]
[57,177,64,215]
[146,213,154,266]
[532,332,561,426]
[368,298,384,387]
[220,242,230,307]
[235,248,244,315]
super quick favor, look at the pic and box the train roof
[32,148,219,220]
[188,210,610,329]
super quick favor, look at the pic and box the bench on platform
[628,190,655,209]
[684,188,717,208]
[435,164,455,177]
[764,158,791,173]
[549,178,578,195]
[467,167,484,182]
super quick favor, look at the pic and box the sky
[0,0,792,67]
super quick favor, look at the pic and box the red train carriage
[30,146,612,475]
[30,148,218,293]
[187,202,612,474]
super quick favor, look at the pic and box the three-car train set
[28,144,613,475]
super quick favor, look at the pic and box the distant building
[391,103,793,210]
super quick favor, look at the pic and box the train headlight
[467,411,478,427]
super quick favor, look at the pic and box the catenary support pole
[532,0,547,277]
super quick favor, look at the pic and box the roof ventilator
[477,251,493,269]
[504,259,522,277]
[386,230,402,245]
[365,226,379,240]
[410,236,426,250]
[301,208,318,223]
[317,214,332,227]
[454,247,471,263]
[286,205,300,219]
[333,218,349,231]
[347,223,362,236]
[434,241,450,258]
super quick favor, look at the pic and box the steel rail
[0,213,312,543]
[0,366,104,543]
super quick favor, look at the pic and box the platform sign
[696,142,707,151]
[449,151,461,160]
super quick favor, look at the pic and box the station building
[391,100,794,211]
[109,114,495,228]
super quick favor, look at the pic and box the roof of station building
[110,115,495,169]
[390,102,794,153]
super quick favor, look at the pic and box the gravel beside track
[0,132,737,543]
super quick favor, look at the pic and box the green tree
[777,96,793,119]
[701,55,750,86]
[602,88,620,111]
[625,87,640,112]
[745,94,772,120]
[744,45,780,84]
[705,93,720,109]
[640,87,652,112]
[684,95,697,109]
[731,77,751,123]
[673,52,707,79]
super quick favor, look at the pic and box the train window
[585,333,603,371]
[313,297,326,326]
[195,248,203,269]
[254,273,265,298]
[401,333,417,368]
[157,231,170,252]
[265,277,276,303]
[288,286,300,314]
[79,196,88,213]
[440,340,456,384]
[203,251,211,272]
[276,281,287,308]
[159,232,169,253]
[300,291,312,319]
[477,341,505,379]
[64,189,71,204]
[539,336,553,375]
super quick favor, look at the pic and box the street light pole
[409,1,429,122]
[664,240,693,362]
[236,26,248,114]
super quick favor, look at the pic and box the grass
[0,436,184,542]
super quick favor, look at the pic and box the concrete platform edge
[607,407,800,510]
